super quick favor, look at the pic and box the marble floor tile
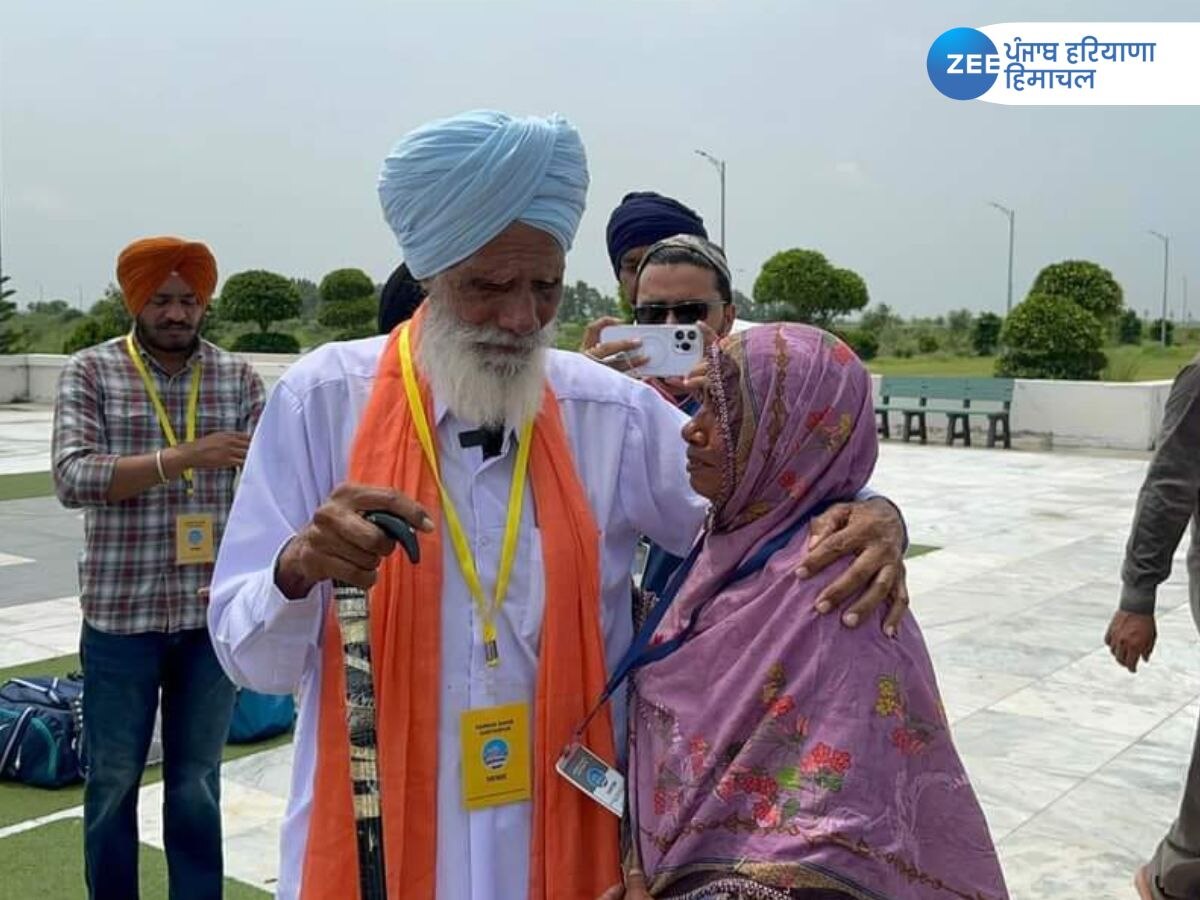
[929,637,1082,681]
[952,710,1133,780]
[997,817,1148,900]
[989,679,1181,739]
[222,744,295,799]
[981,609,1111,658]
[1032,775,1175,859]
[1048,648,1200,708]
[220,821,284,894]
[961,758,1080,842]
[930,664,1035,723]
[1091,738,1189,813]
[138,778,286,847]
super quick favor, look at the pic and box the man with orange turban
[51,236,266,900]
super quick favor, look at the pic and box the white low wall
[0,354,1174,452]
[0,352,296,404]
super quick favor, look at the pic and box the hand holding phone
[597,324,704,378]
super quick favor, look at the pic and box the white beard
[416,296,555,428]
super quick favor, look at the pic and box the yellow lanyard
[125,332,202,495]
[398,325,533,668]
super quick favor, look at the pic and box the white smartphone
[598,324,704,378]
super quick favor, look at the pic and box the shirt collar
[432,397,520,455]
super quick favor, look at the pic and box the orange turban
[116,237,218,316]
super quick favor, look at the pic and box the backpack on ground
[0,674,87,788]
[226,688,295,744]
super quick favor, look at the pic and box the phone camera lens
[680,341,692,352]
[675,330,685,341]
[687,330,697,340]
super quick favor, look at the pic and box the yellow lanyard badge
[125,332,201,495]
[398,325,532,668]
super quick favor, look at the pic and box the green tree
[860,303,903,336]
[837,329,879,361]
[996,293,1106,380]
[753,249,868,327]
[616,283,634,322]
[28,299,80,319]
[316,268,376,340]
[1149,318,1175,347]
[1031,260,1124,324]
[1116,308,1143,345]
[0,276,19,350]
[291,278,320,319]
[231,332,301,353]
[971,312,1003,356]
[558,280,618,325]
[0,275,24,353]
[219,270,301,334]
[946,309,975,337]
[62,286,131,353]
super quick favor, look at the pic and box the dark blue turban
[377,262,426,334]
[605,191,707,275]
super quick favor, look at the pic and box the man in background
[1105,355,1200,900]
[53,236,265,900]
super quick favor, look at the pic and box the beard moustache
[416,297,555,428]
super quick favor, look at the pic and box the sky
[1,0,1197,318]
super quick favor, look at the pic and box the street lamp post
[694,149,726,252]
[988,202,1016,315]
[1149,230,1170,346]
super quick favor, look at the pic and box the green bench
[875,377,1014,448]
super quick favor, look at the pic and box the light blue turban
[378,109,589,280]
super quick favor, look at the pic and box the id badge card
[175,513,215,565]
[556,742,625,817]
[460,702,531,810]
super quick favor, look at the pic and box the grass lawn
[0,653,291,828]
[906,544,939,559]
[870,341,1199,381]
[0,471,55,502]
[0,819,271,899]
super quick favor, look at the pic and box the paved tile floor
[0,409,1193,898]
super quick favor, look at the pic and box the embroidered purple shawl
[630,325,1008,900]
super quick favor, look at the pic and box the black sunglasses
[634,300,723,325]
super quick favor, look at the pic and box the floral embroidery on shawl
[875,674,944,757]
[650,663,854,836]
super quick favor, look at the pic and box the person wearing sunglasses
[583,192,730,398]
[589,232,909,637]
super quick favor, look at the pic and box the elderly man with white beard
[208,110,907,900]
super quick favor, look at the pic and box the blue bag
[0,675,87,788]
[227,688,295,744]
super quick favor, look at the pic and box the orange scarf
[301,312,620,899]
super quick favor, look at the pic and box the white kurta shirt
[208,336,705,900]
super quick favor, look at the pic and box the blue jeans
[80,622,236,900]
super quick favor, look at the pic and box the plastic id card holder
[555,742,624,817]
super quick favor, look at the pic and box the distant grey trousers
[1150,574,1200,899]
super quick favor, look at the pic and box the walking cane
[334,510,421,900]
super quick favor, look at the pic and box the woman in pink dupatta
[613,324,1008,900]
